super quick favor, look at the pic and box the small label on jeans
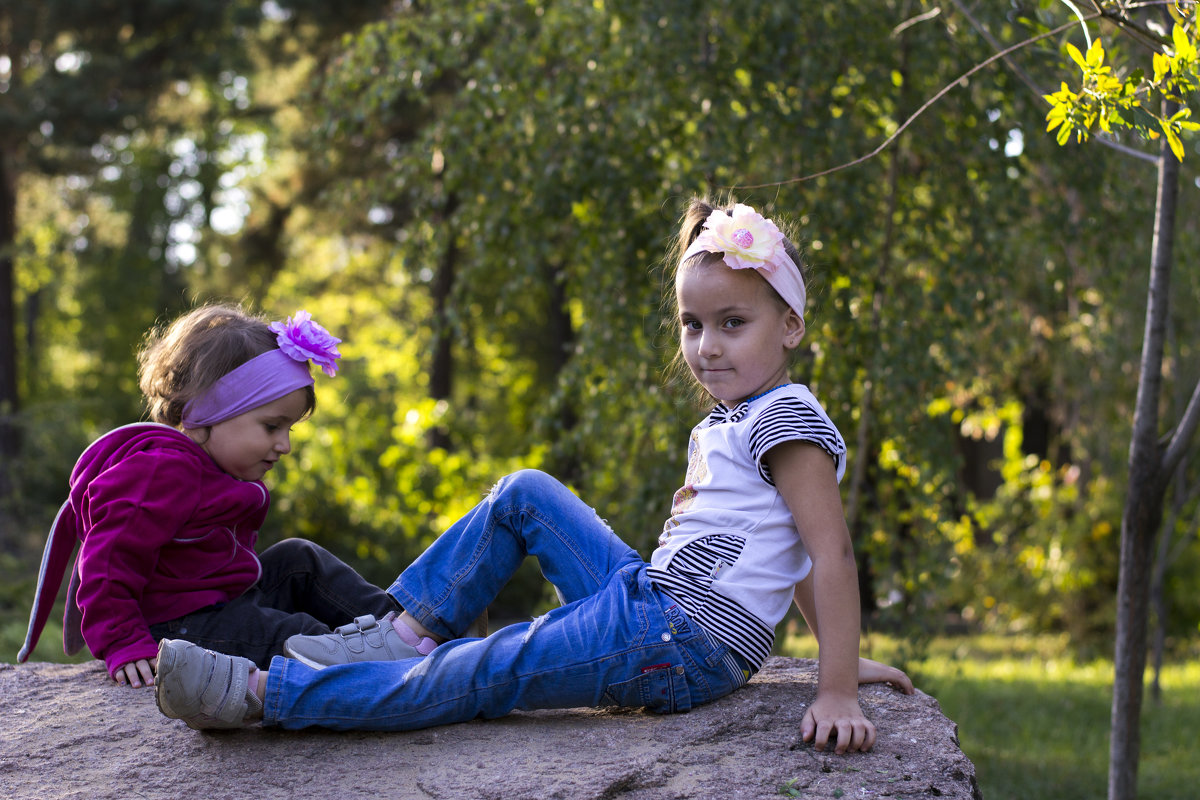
[663,603,691,636]
[641,663,670,674]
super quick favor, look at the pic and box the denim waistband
[699,624,754,689]
[654,585,756,690]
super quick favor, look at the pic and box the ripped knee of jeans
[521,613,549,643]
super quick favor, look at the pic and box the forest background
[1,1,1198,797]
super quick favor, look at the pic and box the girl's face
[676,262,804,406]
[188,387,309,481]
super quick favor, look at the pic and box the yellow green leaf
[1154,52,1171,83]
[1163,121,1184,160]
[1066,42,1087,71]
[1045,104,1067,132]
[1172,22,1194,62]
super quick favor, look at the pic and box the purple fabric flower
[270,310,342,376]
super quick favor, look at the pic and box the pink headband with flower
[681,203,807,323]
[181,310,342,429]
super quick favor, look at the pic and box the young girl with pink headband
[153,200,911,755]
[18,303,399,689]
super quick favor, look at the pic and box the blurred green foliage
[2,1,1199,656]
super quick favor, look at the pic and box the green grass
[776,632,1200,800]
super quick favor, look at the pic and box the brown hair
[137,302,316,427]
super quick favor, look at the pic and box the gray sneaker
[155,638,262,730]
[283,612,431,670]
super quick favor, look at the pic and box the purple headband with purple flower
[181,310,342,429]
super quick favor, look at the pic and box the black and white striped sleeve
[748,397,845,485]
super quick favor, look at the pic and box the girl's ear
[183,427,210,446]
[783,310,805,350]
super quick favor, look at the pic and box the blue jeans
[262,470,744,730]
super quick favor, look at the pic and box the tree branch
[951,0,1047,99]
[1161,376,1200,478]
[737,1,1200,189]
[733,16,1091,189]
[950,0,1162,165]
[892,7,941,37]
[1169,496,1200,564]
[1098,1,1177,52]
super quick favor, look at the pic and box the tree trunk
[427,193,459,452]
[848,3,913,617]
[1148,507,1171,704]
[1107,105,1180,800]
[0,140,20,521]
[544,263,577,483]
[1150,476,1198,702]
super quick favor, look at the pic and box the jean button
[661,633,670,642]
[675,666,685,675]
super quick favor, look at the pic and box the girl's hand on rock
[801,693,876,754]
[114,657,157,688]
[858,657,915,694]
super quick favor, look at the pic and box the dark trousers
[149,538,398,668]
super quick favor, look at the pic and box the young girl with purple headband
[18,303,399,689]
[154,199,912,755]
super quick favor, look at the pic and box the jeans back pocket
[602,663,681,713]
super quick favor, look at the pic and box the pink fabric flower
[690,203,787,273]
[270,310,342,376]
[681,203,808,323]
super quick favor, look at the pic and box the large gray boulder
[1,657,980,799]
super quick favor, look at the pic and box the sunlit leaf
[1066,41,1087,71]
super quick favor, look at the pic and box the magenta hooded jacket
[19,423,268,678]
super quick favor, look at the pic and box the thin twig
[951,0,1161,165]
[950,0,1047,99]
[1098,0,1180,52]
[1094,133,1163,162]
[1162,377,1200,479]
[1061,0,1095,48]
[892,7,941,37]
[734,16,1090,189]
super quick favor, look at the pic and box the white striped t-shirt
[647,383,847,669]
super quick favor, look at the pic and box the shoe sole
[282,641,338,671]
[155,641,216,728]
[153,642,179,719]
[154,639,247,730]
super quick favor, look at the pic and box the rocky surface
[1,657,980,799]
